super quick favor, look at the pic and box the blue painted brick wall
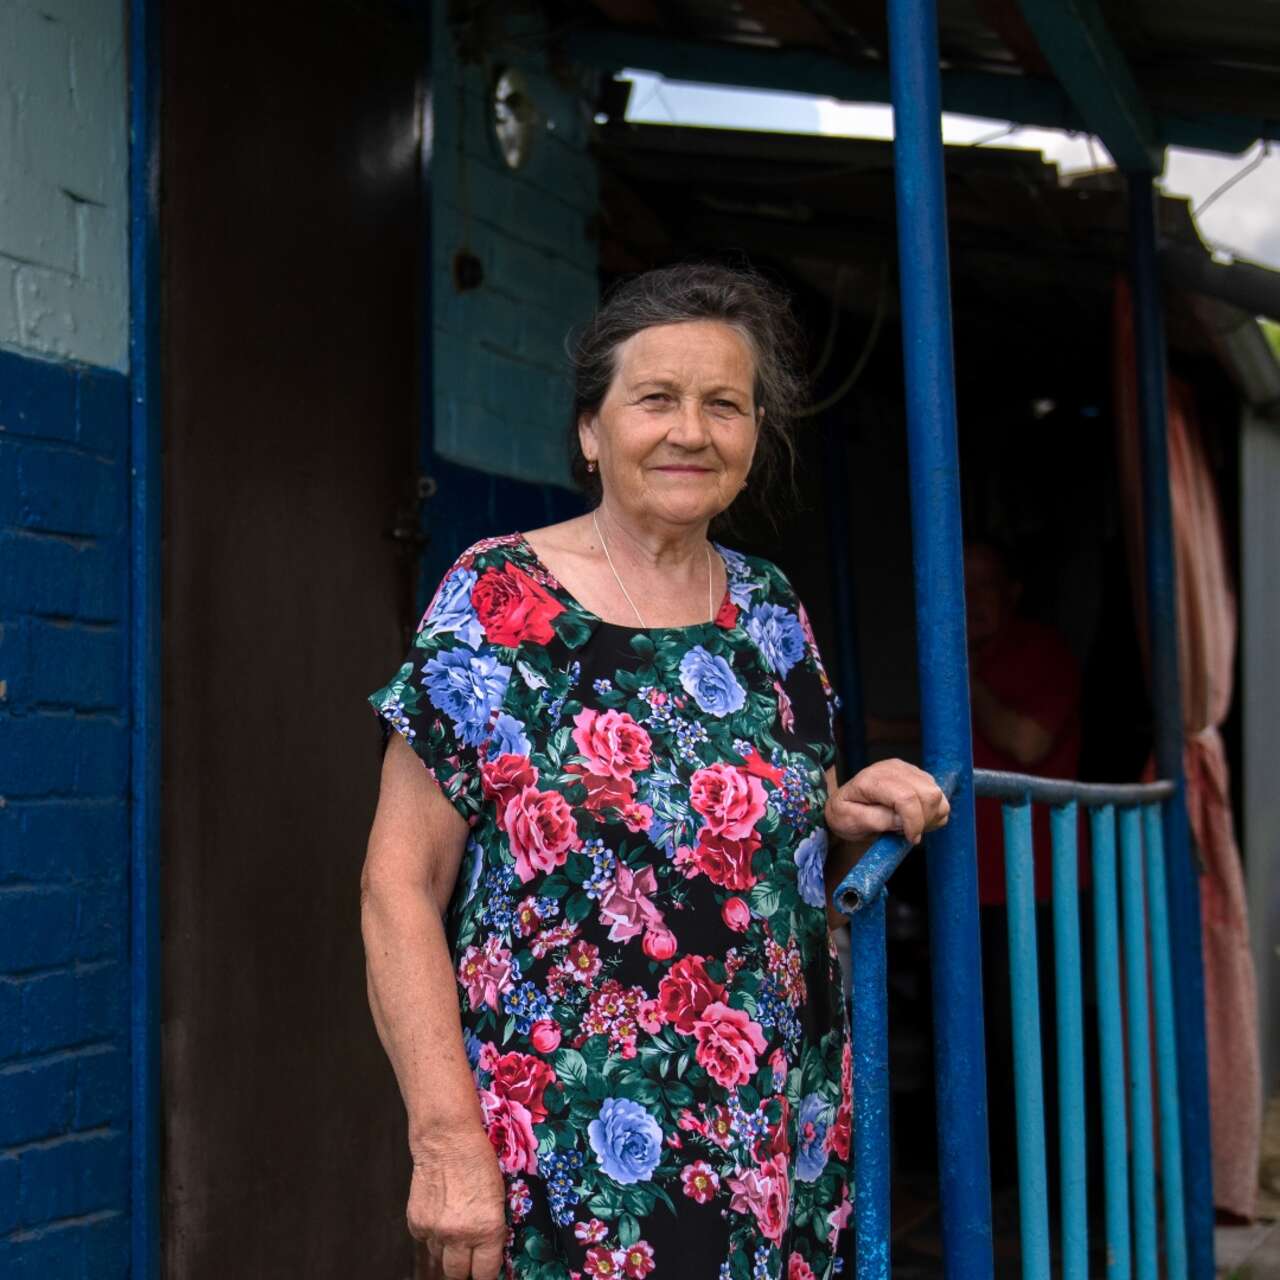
[0,347,131,1278]
[430,2,600,490]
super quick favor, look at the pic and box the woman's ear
[578,412,599,465]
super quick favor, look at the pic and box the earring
[587,460,597,474]
[740,479,748,490]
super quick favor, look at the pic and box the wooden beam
[1014,0,1162,172]
[735,0,835,49]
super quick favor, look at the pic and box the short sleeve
[793,599,840,770]
[734,550,840,772]
[368,550,515,823]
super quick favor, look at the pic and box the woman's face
[580,320,761,530]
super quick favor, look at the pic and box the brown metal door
[161,2,424,1274]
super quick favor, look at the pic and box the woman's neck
[594,499,710,570]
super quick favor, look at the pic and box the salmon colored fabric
[1114,279,1261,1219]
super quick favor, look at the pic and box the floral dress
[369,534,851,1280]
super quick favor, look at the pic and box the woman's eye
[641,393,671,404]
[711,399,741,413]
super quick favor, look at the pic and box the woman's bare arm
[361,733,505,1280]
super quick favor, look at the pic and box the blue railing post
[1051,802,1088,1280]
[849,894,891,1278]
[1127,173,1214,1277]
[128,0,163,1275]
[1119,806,1158,1280]
[1090,805,1132,1280]
[1002,801,1051,1278]
[886,0,992,1273]
[1143,805,1188,1280]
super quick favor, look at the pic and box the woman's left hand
[824,758,951,847]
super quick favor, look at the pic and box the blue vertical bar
[1090,806,1132,1280]
[128,0,163,1275]
[1142,804,1188,1280]
[850,894,891,1279]
[886,2,992,1273]
[1051,803,1088,1280]
[1127,172,1213,1277]
[1119,807,1157,1280]
[1002,801,1051,1279]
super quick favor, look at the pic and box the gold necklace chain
[591,510,712,630]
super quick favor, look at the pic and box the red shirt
[971,617,1082,905]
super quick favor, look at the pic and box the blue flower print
[424,565,485,649]
[794,826,828,909]
[422,646,511,747]
[796,1092,833,1181]
[679,646,746,718]
[588,1097,664,1185]
[744,603,807,679]
[489,713,530,758]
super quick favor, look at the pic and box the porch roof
[594,120,1280,417]
[567,0,1280,161]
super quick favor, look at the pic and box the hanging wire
[967,123,1019,148]
[1194,141,1271,218]
[797,265,890,418]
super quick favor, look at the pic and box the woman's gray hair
[568,262,808,506]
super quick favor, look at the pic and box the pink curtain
[1114,278,1261,1219]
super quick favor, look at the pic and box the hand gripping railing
[832,769,1188,1280]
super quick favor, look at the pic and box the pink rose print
[574,1220,609,1245]
[642,925,677,960]
[727,1152,790,1243]
[788,1253,816,1280]
[572,708,653,779]
[504,784,579,882]
[597,863,664,943]
[489,1050,557,1124]
[721,896,751,932]
[480,753,538,830]
[692,1001,768,1088]
[478,1088,538,1175]
[530,1019,561,1053]
[656,956,725,1034]
[692,829,760,891]
[681,1160,720,1203]
[827,1190,852,1250]
[774,679,796,733]
[458,937,515,1012]
[689,762,767,839]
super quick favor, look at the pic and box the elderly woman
[362,263,949,1280]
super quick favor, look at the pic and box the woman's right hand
[408,1128,507,1280]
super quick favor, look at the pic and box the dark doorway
[161,1,426,1273]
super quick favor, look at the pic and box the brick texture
[429,2,600,489]
[0,347,131,1270]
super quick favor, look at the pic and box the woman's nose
[667,398,712,447]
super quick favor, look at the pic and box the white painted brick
[74,201,126,311]
[3,6,78,141]
[0,159,79,273]
[1,0,128,370]
[0,258,21,347]
[16,265,127,372]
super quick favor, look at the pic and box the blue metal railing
[833,768,1193,1280]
